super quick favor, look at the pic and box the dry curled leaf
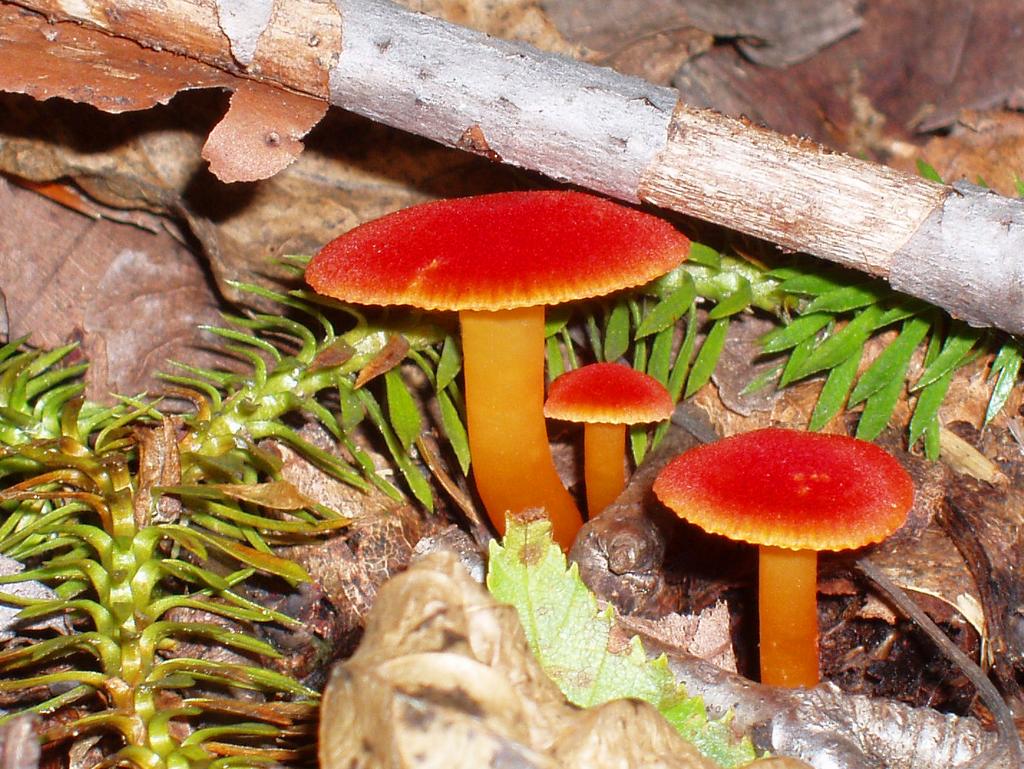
[899,111,1024,197]
[618,602,738,674]
[0,555,70,641]
[134,417,185,527]
[319,550,803,769]
[201,81,328,183]
[395,0,578,57]
[663,654,1011,769]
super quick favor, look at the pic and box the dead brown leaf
[0,715,39,769]
[353,335,411,389]
[544,0,860,84]
[674,0,1024,154]
[711,312,788,418]
[542,0,712,84]
[319,550,802,769]
[267,430,438,655]
[209,480,318,511]
[0,90,523,307]
[134,417,185,527]
[896,111,1024,197]
[945,476,1024,709]
[201,81,328,183]
[0,175,224,400]
[0,5,234,113]
[618,602,738,672]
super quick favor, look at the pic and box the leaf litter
[2,0,1024,765]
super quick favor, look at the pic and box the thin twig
[857,557,1023,768]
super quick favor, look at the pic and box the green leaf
[873,300,926,330]
[916,159,944,184]
[385,368,423,452]
[604,301,631,362]
[923,418,941,459]
[629,424,649,465]
[152,659,317,697]
[631,323,648,374]
[807,349,861,431]
[686,243,722,268]
[848,316,930,406]
[436,336,462,392]
[437,391,471,475]
[487,519,756,768]
[246,421,366,489]
[684,318,729,399]
[665,303,698,402]
[357,389,434,511]
[984,340,1023,425]
[159,526,309,583]
[909,369,955,450]
[738,361,784,397]
[785,304,885,382]
[855,375,906,442]
[777,272,847,297]
[759,313,832,354]
[646,326,675,387]
[403,446,436,512]
[337,378,365,432]
[802,283,888,314]
[546,336,565,381]
[585,314,603,362]
[147,621,280,658]
[157,560,227,591]
[778,330,822,389]
[636,273,696,338]
[544,305,572,338]
[911,323,981,391]
[707,277,752,320]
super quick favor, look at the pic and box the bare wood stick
[6,0,1024,335]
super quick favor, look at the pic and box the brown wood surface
[3,0,1022,335]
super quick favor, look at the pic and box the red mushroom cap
[653,428,914,551]
[544,363,674,424]
[305,191,689,311]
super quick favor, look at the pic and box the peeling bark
[2,0,1023,336]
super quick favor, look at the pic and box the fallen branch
[3,0,1023,335]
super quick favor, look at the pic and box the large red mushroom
[307,191,689,549]
[653,428,913,687]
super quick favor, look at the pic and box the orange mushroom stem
[461,307,580,547]
[582,422,628,515]
[758,545,820,687]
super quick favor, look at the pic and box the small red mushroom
[653,428,913,688]
[307,191,689,549]
[544,362,673,516]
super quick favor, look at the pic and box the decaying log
[2,0,1023,336]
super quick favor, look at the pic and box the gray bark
[6,0,1024,335]
[325,0,1022,336]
